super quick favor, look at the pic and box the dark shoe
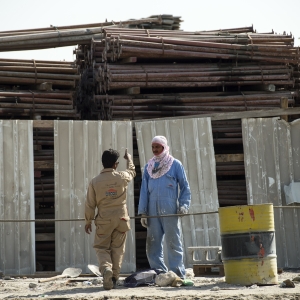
[112,277,117,289]
[103,268,113,290]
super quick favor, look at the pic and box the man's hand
[140,215,148,228]
[124,148,132,161]
[85,224,92,234]
[177,207,188,215]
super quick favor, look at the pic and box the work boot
[103,267,113,290]
[112,277,117,289]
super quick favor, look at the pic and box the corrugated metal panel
[291,119,300,180]
[135,118,220,267]
[54,120,135,273]
[242,117,300,268]
[0,120,35,275]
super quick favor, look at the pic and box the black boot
[112,277,117,289]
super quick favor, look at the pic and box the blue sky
[0,0,299,62]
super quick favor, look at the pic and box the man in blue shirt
[138,135,191,279]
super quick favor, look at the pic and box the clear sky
[0,0,299,62]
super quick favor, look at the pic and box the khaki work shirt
[85,158,136,225]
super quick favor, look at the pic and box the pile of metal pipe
[0,90,79,119]
[217,180,247,206]
[0,17,162,37]
[291,65,300,121]
[0,58,81,118]
[212,120,247,207]
[216,162,245,176]
[99,35,299,64]
[74,44,94,70]
[0,17,162,51]
[96,90,295,120]
[293,65,300,89]
[212,119,244,145]
[73,26,297,70]
[35,176,55,211]
[94,63,294,93]
[34,126,55,271]
[0,58,79,88]
[33,128,55,149]
[197,26,255,34]
[73,24,299,123]
[102,27,294,46]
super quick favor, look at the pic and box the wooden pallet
[193,264,225,276]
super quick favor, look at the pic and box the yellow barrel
[218,204,278,286]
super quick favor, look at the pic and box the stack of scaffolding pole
[212,119,247,206]
[74,25,299,120]
[97,62,294,93]
[0,17,162,51]
[103,27,294,46]
[212,119,243,146]
[0,58,81,118]
[35,174,55,271]
[0,58,79,88]
[217,180,247,206]
[33,125,55,271]
[75,26,296,67]
[0,17,162,37]
[100,35,299,64]
[0,90,79,118]
[93,90,296,120]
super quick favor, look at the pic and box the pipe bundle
[95,62,294,93]
[0,58,79,88]
[75,26,297,68]
[212,119,246,206]
[217,180,247,206]
[98,34,299,64]
[73,24,299,120]
[0,58,80,118]
[35,173,55,270]
[94,90,296,120]
[102,27,294,45]
[0,90,79,118]
[0,17,162,51]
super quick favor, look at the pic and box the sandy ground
[1,269,300,300]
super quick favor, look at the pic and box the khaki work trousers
[93,216,130,279]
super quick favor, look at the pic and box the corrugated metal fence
[242,117,300,268]
[1,118,300,274]
[0,120,35,275]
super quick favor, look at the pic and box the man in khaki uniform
[85,148,135,290]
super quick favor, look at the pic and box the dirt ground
[1,269,300,300]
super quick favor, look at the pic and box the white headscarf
[147,136,174,179]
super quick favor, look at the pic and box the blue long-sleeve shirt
[138,159,191,216]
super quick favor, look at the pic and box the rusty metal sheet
[135,118,220,267]
[54,120,135,273]
[0,120,35,275]
[242,117,300,268]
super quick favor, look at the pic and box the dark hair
[102,149,120,168]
